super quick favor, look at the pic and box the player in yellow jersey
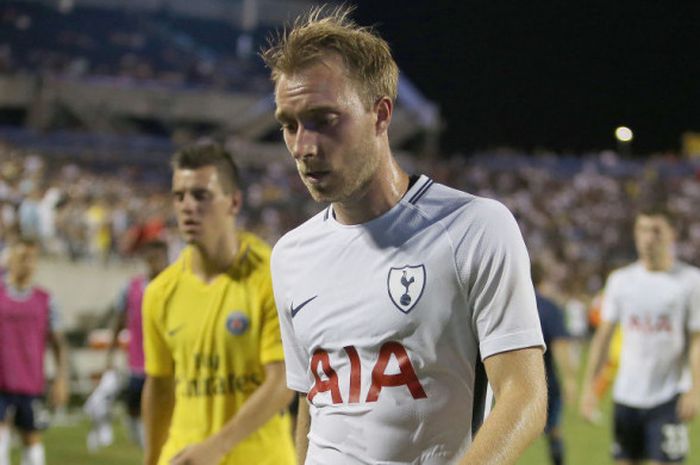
[141,141,296,465]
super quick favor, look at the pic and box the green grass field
[8,403,696,465]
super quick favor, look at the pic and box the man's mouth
[304,170,331,183]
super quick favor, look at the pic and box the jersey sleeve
[600,271,621,323]
[258,273,286,366]
[271,246,311,393]
[48,295,62,332]
[142,282,173,377]
[456,199,544,360]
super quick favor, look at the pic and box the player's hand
[676,391,699,422]
[169,438,226,465]
[51,376,69,408]
[579,388,601,424]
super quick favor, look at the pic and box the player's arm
[455,347,547,465]
[169,361,294,465]
[579,319,616,421]
[47,328,69,408]
[677,331,700,421]
[106,288,128,369]
[141,283,175,465]
[295,392,311,464]
[552,337,578,406]
[142,375,175,465]
[106,310,126,369]
[46,298,69,408]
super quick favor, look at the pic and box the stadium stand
[1,0,699,407]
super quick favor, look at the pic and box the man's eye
[193,191,210,201]
[315,115,337,128]
[280,122,297,132]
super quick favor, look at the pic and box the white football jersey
[271,175,544,465]
[601,261,700,408]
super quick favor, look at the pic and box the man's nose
[291,126,318,160]
[179,192,197,211]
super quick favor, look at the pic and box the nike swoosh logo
[167,324,185,337]
[290,295,317,318]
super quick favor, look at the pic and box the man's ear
[374,97,393,136]
[230,189,243,215]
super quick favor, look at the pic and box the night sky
[352,1,699,155]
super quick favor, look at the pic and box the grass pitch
[10,400,698,464]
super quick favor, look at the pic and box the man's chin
[306,186,335,203]
[182,234,201,245]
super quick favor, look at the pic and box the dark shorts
[613,395,688,462]
[0,392,50,432]
[545,389,562,434]
[125,374,145,416]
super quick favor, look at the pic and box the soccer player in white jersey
[581,207,700,464]
[262,5,547,465]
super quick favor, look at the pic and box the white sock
[20,443,45,465]
[127,417,144,448]
[0,427,10,465]
[136,420,144,449]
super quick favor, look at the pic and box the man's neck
[333,156,409,225]
[190,232,239,283]
[8,275,31,291]
[642,256,674,272]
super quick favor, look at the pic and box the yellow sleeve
[142,282,174,377]
[259,272,285,366]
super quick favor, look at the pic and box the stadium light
[615,126,634,143]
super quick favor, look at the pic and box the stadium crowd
[1,137,699,309]
[0,1,269,92]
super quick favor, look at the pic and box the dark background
[353,1,699,155]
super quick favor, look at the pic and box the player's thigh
[13,396,49,437]
[612,402,645,462]
[644,397,688,464]
[545,389,562,435]
[0,393,11,424]
[126,375,146,417]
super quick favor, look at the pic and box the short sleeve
[600,272,621,323]
[271,247,312,393]
[48,296,62,332]
[259,274,286,366]
[142,283,173,377]
[456,199,544,360]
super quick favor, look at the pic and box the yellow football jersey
[143,231,295,465]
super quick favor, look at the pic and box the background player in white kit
[581,207,700,464]
[262,5,547,465]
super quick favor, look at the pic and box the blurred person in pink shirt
[0,237,69,465]
[106,240,169,447]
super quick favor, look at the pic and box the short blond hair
[261,4,399,108]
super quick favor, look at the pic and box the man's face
[143,247,168,277]
[274,54,381,203]
[634,214,675,265]
[8,244,38,282]
[171,165,236,247]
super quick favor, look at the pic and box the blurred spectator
[0,136,699,308]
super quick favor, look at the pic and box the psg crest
[226,311,249,335]
[387,264,426,314]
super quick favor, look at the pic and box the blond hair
[261,4,399,108]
